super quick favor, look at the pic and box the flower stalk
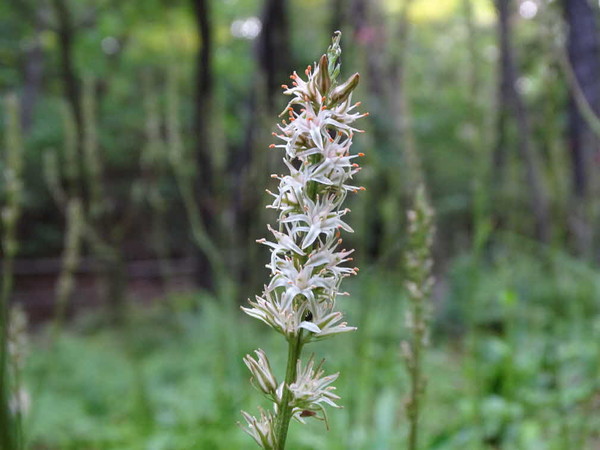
[401,184,435,450]
[1,94,25,450]
[240,32,366,449]
[274,332,303,449]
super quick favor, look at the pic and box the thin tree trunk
[330,0,347,34]
[21,24,44,132]
[494,0,551,243]
[492,0,512,198]
[257,0,290,109]
[51,0,82,138]
[351,0,388,101]
[191,0,216,289]
[349,0,390,261]
[391,0,419,188]
[462,0,480,94]
[230,87,263,292]
[103,252,126,326]
[563,0,600,198]
[229,0,291,292]
[563,0,600,258]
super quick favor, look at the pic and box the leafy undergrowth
[24,249,600,449]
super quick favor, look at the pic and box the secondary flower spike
[240,32,366,449]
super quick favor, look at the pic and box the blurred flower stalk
[1,95,26,449]
[401,185,435,450]
[240,32,366,449]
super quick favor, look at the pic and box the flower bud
[315,54,331,96]
[244,349,278,396]
[329,73,359,105]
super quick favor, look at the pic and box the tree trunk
[191,0,216,289]
[100,251,127,326]
[51,0,82,138]
[390,0,419,188]
[21,24,44,132]
[563,0,600,258]
[494,0,551,243]
[257,0,290,109]
[349,0,392,261]
[227,0,292,292]
[330,0,348,35]
[350,0,388,100]
[563,0,600,198]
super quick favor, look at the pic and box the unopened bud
[329,73,359,105]
[316,54,331,96]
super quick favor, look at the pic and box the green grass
[22,248,600,449]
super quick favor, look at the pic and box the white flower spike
[240,32,366,449]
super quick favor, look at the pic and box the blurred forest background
[1,0,600,448]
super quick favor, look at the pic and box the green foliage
[23,248,600,448]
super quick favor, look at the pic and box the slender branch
[556,43,600,139]
[165,67,227,280]
[51,198,83,340]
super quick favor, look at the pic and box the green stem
[274,332,303,450]
[407,329,422,450]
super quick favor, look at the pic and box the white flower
[309,308,357,341]
[258,224,304,272]
[240,408,277,449]
[242,289,305,338]
[244,349,278,397]
[288,355,341,428]
[269,257,336,310]
[282,196,353,249]
[305,233,356,277]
